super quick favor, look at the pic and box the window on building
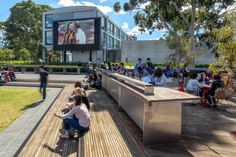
[112,24,115,36]
[45,14,53,28]
[103,32,107,47]
[45,31,52,45]
[107,21,111,34]
[104,18,107,31]
[121,32,124,40]
[117,29,120,39]
[111,38,114,48]
[117,40,120,48]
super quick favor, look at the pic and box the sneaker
[213,104,218,108]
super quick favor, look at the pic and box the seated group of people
[86,69,102,89]
[0,68,16,82]
[54,81,91,139]
[110,58,167,86]
[186,71,233,108]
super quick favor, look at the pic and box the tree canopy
[4,0,52,60]
[114,0,236,65]
[210,13,236,74]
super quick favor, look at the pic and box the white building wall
[121,40,215,64]
[72,51,90,63]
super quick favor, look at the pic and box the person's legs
[63,117,88,133]
[42,83,46,99]
[39,83,42,93]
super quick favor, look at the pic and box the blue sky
[0,0,166,40]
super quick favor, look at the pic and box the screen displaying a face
[57,19,95,45]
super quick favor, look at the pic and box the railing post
[21,66,25,73]
[49,68,53,74]
[63,68,66,74]
[77,67,80,74]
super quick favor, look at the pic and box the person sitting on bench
[67,87,90,110]
[54,95,91,139]
[186,72,203,96]
[205,74,223,108]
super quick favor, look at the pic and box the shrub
[80,67,87,73]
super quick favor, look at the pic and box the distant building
[42,6,134,63]
[121,40,215,65]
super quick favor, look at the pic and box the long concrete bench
[101,71,200,145]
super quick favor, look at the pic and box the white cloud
[140,2,151,9]
[99,0,107,3]
[97,6,113,14]
[121,22,129,30]
[58,0,81,6]
[57,0,113,14]
[147,37,161,41]
[126,26,143,36]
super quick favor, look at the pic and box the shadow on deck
[17,88,236,157]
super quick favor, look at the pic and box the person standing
[146,58,155,74]
[134,58,143,76]
[39,66,48,100]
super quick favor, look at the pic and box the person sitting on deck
[8,69,16,81]
[153,67,167,86]
[186,72,203,96]
[55,94,91,139]
[1,68,10,82]
[68,85,90,110]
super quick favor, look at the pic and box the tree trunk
[189,0,196,68]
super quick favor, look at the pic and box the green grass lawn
[0,88,41,132]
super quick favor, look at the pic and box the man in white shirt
[75,23,86,44]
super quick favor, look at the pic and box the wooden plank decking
[18,85,78,157]
[18,87,145,157]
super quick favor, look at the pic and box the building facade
[42,6,134,64]
[121,40,215,65]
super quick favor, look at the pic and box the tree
[4,49,15,62]
[0,48,5,61]
[114,0,236,66]
[210,13,236,74]
[4,0,52,60]
[19,48,31,62]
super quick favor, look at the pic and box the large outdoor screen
[53,18,100,51]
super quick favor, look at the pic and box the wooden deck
[18,85,78,157]
[18,87,145,157]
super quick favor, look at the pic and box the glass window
[112,25,115,36]
[45,31,52,45]
[45,14,53,28]
[111,38,114,48]
[117,40,120,48]
[121,32,124,40]
[104,18,107,31]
